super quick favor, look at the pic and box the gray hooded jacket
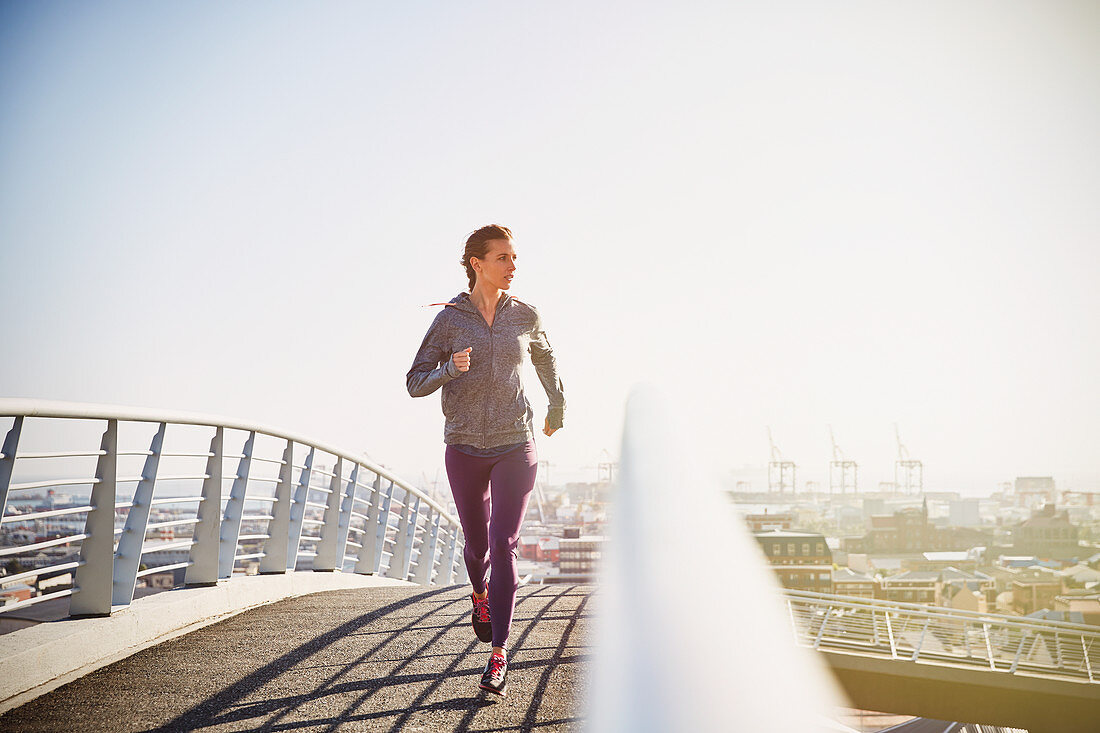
[406,292,565,449]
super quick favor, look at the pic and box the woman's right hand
[452,347,472,372]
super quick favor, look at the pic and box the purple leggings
[444,441,538,648]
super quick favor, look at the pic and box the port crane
[828,425,858,494]
[596,448,617,485]
[576,449,619,503]
[893,423,923,495]
[766,426,796,495]
[533,459,553,523]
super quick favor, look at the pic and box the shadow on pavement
[147,584,590,733]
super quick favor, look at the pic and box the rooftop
[753,530,825,539]
[833,568,873,582]
[923,551,969,562]
[882,570,941,583]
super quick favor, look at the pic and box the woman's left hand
[543,417,558,437]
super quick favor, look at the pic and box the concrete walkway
[0,584,593,732]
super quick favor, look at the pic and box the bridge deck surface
[0,583,593,732]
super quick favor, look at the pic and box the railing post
[354,474,385,574]
[455,543,469,584]
[1024,634,1040,667]
[884,610,898,659]
[983,623,996,670]
[370,480,396,575]
[71,419,118,617]
[313,456,345,571]
[440,526,459,585]
[1007,632,1027,673]
[0,417,23,524]
[186,426,223,586]
[413,512,442,585]
[285,447,315,571]
[260,440,295,574]
[911,618,931,662]
[333,464,359,571]
[389,494,419,581]
[218,431,254,579]
[1083,636,1094,683]
[813,608,831,650]
[112,423,165,606]
[404,497,422,581]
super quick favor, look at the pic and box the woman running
[406,224,565,699]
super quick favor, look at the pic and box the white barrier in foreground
[586,386,847,732]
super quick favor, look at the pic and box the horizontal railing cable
[785,589,1100,683]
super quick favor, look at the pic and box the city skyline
[2,2,1098,498]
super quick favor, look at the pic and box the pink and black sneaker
[479,652,508,698]
[471,592,492,643]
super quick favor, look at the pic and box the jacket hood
[448,292,514,313]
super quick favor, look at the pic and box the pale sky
[2,1,1098,496]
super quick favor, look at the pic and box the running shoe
[471,592,492,643]
[479,652,508,698]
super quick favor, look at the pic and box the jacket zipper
[457,294,507,449]
[483,318,493,449]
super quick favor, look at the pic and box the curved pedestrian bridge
[0,584,593,733]
[3,398,1099,731]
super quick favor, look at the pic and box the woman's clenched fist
[452,347,472,372]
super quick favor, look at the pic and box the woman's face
[473,238,517,291]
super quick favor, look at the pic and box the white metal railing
[0,399,467,617]
[785,589,1100,684]
[585,387,845,733]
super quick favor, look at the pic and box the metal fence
[786,589,1099,683]
[0,399,466,617]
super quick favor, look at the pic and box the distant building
[555,536,606,581]
[536,537,560,563]
[1014,477,1056,509]
[879,570,938,604]
[937,567,995,609]
[1011,504,1079,560]
[1059,564,1100,589]
[941,581,988,613]
[519,535,561,563]
[518,536,540,560]
[981,564,1024,599]
[1011,567,1063,615]
[846,553,872,574]
[1062,491,1100,508]
[861,498,886,519]
[908,551,976,572]
[832,568,875,599]
[865,502,932,553]
[743,511,793,532]
[844,501,992,555]
[754,530,833,593]
[142,571,179,590]
[948,499,981,527]
[1053,592,1100,626]
[997,555,1039,569]
[0,584,34,606]
[1026,609,1085,625]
